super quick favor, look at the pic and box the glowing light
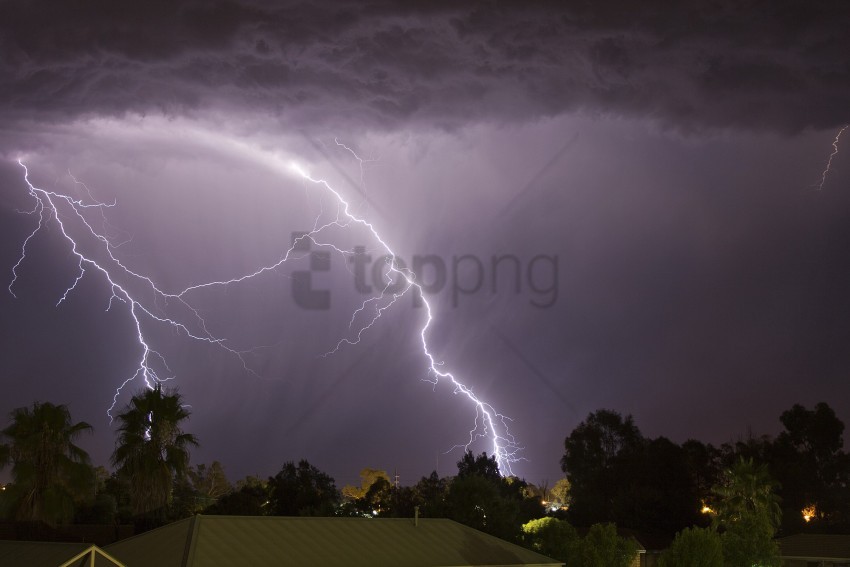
[802,504,816,522]
[815,125,848,190]
[8,136,521,475]
[701,504,715,515]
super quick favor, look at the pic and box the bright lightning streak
[288,158,520,476]
[9,160,254,419]
[816,125,848,190]
[8,136,521,476]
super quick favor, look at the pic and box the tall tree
[446,452,542,543]
[682,439,723,516]
[711,457,781,567]
[413,471,448,518]
[457,451,501,481]
[771,402,849,531]
[111,385,198,519]
[0,402,93,524]
[711,457,781,530]
[189,461,232,511]
[267,460,339,516]
[561,409,644,526]
[620,436,700,536]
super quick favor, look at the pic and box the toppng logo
[290,232,559,310]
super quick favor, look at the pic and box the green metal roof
[106,516,564,567]
[0,540,89,567]
[0,540,124,567]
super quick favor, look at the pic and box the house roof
[0,540,125,567]
[777,533,850,560]
[105,515,563,567]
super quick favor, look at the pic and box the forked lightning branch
[7,139,522,476]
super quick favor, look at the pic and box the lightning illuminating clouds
[8,127,521,474]
[3,1,850,485]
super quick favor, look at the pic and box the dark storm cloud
[2,0,849,131]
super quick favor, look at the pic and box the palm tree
[711,456,782,529]
[111,385,198,518]
[0,401,93,524]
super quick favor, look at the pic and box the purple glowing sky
[1,1,850,487]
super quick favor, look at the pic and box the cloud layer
[3,1,849,131]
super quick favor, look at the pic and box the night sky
[2,1,850,489]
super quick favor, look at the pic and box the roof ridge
[182,515,202,567]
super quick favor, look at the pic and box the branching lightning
[815,125,848,190]
[290,161,521,475]
[9,160,256,419]
[8,138,521,476]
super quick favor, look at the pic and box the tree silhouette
[0,401,93,524]
[711,456,781,529]
[711,456,781,567]
[111,385,198,519]
[267,460,339,516]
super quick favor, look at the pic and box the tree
[711,457,781,530]
[561,409,644,526]
[681,440,723,511]
[445,452,542,543]
[446,474,502,533]
[341,467,391,501]
[658,527,723,567]
[0,401,93,524]
[550,478,571,509]
[721,511,779,567]
[339,474,394,517]
[567,523,638,567]
[188,461,232,511]
[612,436,700,536]
[779,403,844,462]
[111,385,199,519]
[457,451,501,481]
[205,476,268,516]
[711,457,781,567]
[74,465,119,525]
[413,471,448,517]
[267,460,339,516]
[771,402,849,531]
[522,517,577,562]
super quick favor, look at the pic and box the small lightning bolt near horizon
[7,138,521,476]
[815,125,848,191]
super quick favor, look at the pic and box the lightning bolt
[7,135,521,476]
[815,125,848,190]
[289,161,521,475]
[9,160,256,420]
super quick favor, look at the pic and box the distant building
[778,533,850,566]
